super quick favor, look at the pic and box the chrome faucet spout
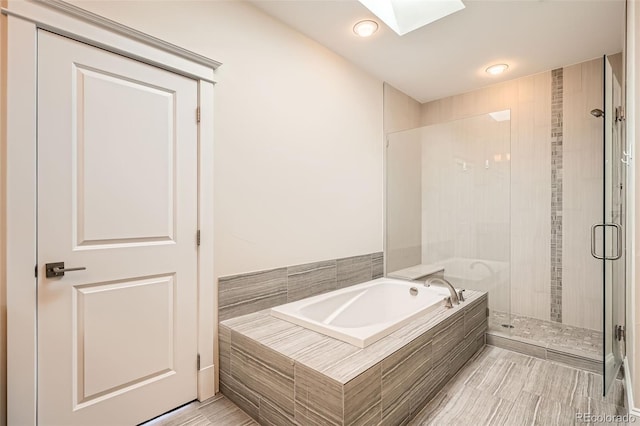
[425,276,460,305]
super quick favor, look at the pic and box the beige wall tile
[419,59,605,330]
[420,73,552,321]
[562,58,603,331]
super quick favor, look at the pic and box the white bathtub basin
[270,278,450,348]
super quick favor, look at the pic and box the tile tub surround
[220,290,488,425]
[151,346,625,426]
[218,252,384,322]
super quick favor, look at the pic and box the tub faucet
[425,276,460,305]
[470,260,494,276]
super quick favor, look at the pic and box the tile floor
[142,393,257,426]
[489,310,603,357]
[151,345,626,426]
[409,345,625,425]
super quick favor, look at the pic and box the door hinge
[196,107,201,123]
[615,325,626,342]
[197,353,201,370]
[616,106,625,122]
[35,265,38,278]
[197,230,201,246]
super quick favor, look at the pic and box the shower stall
[384,54,626,395]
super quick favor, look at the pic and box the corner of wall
[382,82,421,134]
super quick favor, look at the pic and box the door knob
[45,262,87,278]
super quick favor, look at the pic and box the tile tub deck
[219,290,488,425]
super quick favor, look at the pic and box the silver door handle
[610,222,622,260]
[591,223,622,260]
[591,224,603,259]
[45,262,87,278]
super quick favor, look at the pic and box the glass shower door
[602,55,626,395]
[385,111,511,327]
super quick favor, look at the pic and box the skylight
[358,0,465,36]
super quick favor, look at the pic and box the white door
[37,30,199,425]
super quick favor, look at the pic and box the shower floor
[489,311,602,359]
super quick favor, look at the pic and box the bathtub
[270,277,452,348]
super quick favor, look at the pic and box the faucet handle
[458,290,465,302]
[442,296,453,308]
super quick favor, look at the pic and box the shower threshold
[487,310,603,374]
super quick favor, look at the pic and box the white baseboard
[624,357,640,419]
[198,365,216,401]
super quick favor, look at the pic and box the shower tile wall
[421,72,553,323]
[418,115,511,312]
[418,56,606,331]
[562,59,604,331]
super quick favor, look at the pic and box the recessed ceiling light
[353,20,379,37]
[486,64,509,75]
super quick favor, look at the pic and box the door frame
[2,1,220,424]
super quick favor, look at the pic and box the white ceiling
[249,0,626,103]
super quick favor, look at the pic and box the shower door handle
[591,224,604,259]
[609,223,623,260]
[591,223,622,260]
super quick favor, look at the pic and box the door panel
[38,30,198,425]
[76,65,176,245]
[78,275,175,401]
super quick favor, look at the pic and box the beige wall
[421,58,605,331]
[64,0,384,278]
[1,0,7,424]
[383,83,422,272]
[1,0,384,420]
